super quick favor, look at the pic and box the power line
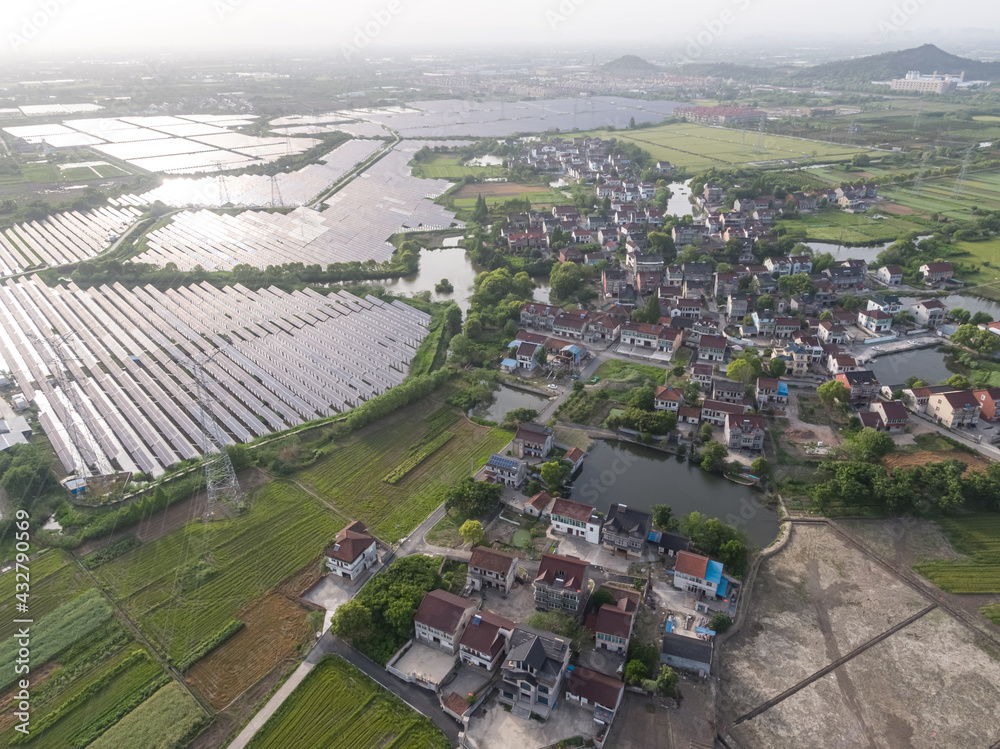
[953,145,974,198]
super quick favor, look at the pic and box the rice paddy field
[411,153,506,179]
[300,396,511,540]
[913,515,1000,594]
[245,655,449,749]
[580,122,869,169]
[881,170,1000,220]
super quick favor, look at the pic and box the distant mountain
[792,44,1000,83]
[601,55,660,74]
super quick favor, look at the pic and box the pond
[470,384,551,423]
[567,440,780,548]
[866,347,957,388]
[466,154,504,167]
[803,240,889,265]
[666,179,696,218]
[381,247,480,310]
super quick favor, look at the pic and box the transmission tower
[215,161,230,206]
[953,145,973,197]
[270,174,283,207]
[739,127,747,155]
[913,99,924,131]
[185,353,242,518]
[913,150,931,196]
[753,116,766,154]
[845,118,857,146]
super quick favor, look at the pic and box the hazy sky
[0,0,994,60]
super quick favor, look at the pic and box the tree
[719,538,749,577]
[535,346,548,366]
[700,422,713,443]
[971,311,993,325]
[769,358,787,377]
[817,380,850,406]
[624,659,648,686]
[460,519,486,547]
[634,293,661,324]
[819,310,833,322]
[741,314,755,327]
[628,386,656,411]
[652,504,677,531]
[726,359,755,385]
[472,193,488,223]
[540,460,570,492]
[952,324,1000,353]
[463,314,483,339]
[701,441,728,473]
[750,457,770,478]
[445,477,503,517]
[709,612,733,633]
[855,427,895,459]
[501,408,538,428]
[951,307,972,324]
[945,374,972,390]
[330,599,373,643]
[656,665,679,697]
[756,294,774,311]
[591,588,615,609]
[445,304,463,335]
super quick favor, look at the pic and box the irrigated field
[411,154,506,179]
[913,515,1000,594]
[581,122,868,169]
[245,655,449,749]
[301,397,511,540]
[94,481,346,666]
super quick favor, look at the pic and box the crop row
[0,550,92,640]
[88,683,204,749]
[384,431,454,484]
[913,561,1000,594]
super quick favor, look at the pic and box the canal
[568,440,780,548]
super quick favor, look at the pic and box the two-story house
[857,308,893,334]
[601,504,651,559]
[727,293,750,321]
[712,379,745,404]
[484,453,526,488]
[714,272,739,298]
[459,610,516,672]
[700,399,751,426]
[520,303,562,330]
[690,363,714,388]
[725,413,766,451]
[324,521,378,580]
[919,262,954,286]
[698,334,728,362]
[975,388,1000,423]
[774,317,800,339]
[654,386,684,412]
[468,547,519,594]
[593,587,640,654]
[499,625,572,719]
[876,265,903,287]
[672,550,728,600]
[755,377,788,407]
[835,370,880,406]
[818,320,847,344]
[512,423,554,459]
[870,400,909,433]
[912,299,947,327]
[549,498,602,544]
[564,666,625,733]
[752,310,776,336]
[619,321,662,348]
[534,553,591,614]
[867,295,902,315]
[414,589,478,654]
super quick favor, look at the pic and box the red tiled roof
[595,605,634,639]
[527,491,553,512]
[674,550,709,579]
[655,386,683,401]
[756,377,779,390]
[550,498,594,524]
[325,521,375,563]
[535,553,589,590]
[564,447,585,464]
[459,610,515,657]
[679,406,702,419]
[469,547,517,576]
[699,335,728,350]
[921,262,953,273]
[566,666,624,709]
[414,589,476,634]
[874,400,908,421]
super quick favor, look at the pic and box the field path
[226,660,314,749]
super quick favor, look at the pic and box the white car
[547,384,558,390]
[872,346,882,351]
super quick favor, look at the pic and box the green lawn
[246,655,449,749]
[411,154,506,180]
[301,395,511,541]
[592,359,667,386]
[95,480,346,665]
[580,122,869,169]
[913,515,1000,594]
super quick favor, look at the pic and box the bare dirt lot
[608,682,716,749]
[719,524,1000,749]
[884,449,993,476]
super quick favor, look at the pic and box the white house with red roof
[325,521,377,580]
[654,386,684,412]
[459,610,516,671]
[672,550,728,599]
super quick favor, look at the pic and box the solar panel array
[139,138,382,208]
[0,201,145,274]
[3,114,320,174]
[0,278,430,477]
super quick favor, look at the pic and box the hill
[793,44,1000,84]
[601,55,660,75]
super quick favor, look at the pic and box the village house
[564,666,625,741]
[468,547,519,594]
[715,272,739,298]
[553,313,590,340]
[927,391,982,427]
[818,320,848,344]
[484,454,526,488]
[549,498,602,544]
[727,293,750,321]
[877,265,903,287]
[534,553,591,614]
[700,399,750,426]
[657,326,685,354]
[515,342,540,371]
[698,334,728,362]
[325,521,378,580]
[602,504,651,559]
[774,317,800,339]
[919,262,954,286]
[870,400,909,433]
[725,413,766,451]
[672,550,729,599]
[690,363,714,387]
[912,299,948,327]
[525,491,554,518]
[602,268,626,296]
[459,610,516,672]
[414,589,478,654]
[592,587,640,654]
[512,423,554,459]
[619,321,662,348]
[678,405,702,425]
[752,310,776,336]
[835,370,881,406]
[857,308,894,334]
[712,379,745,404]
[755,377,788,406]
[867,295,902,315]
[654,385,684,412]
[520,303,561,330]
[976,388,1000,423]
[828,353,860,376]
[661,632,713,676]
[775,341,810,377]
[499,625,572,718]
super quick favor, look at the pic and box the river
[567,440,780,548]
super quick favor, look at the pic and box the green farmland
[87,683,204,749]
[301,396,511,540]
[95,480,346,665]
[882,170,1000,220]
[913,515,1000,594]
[581,122,869,170]
[411,153,506,180]
[246,655,449,749]
[776,209,932,244]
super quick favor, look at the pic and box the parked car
[547,384,558,390]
